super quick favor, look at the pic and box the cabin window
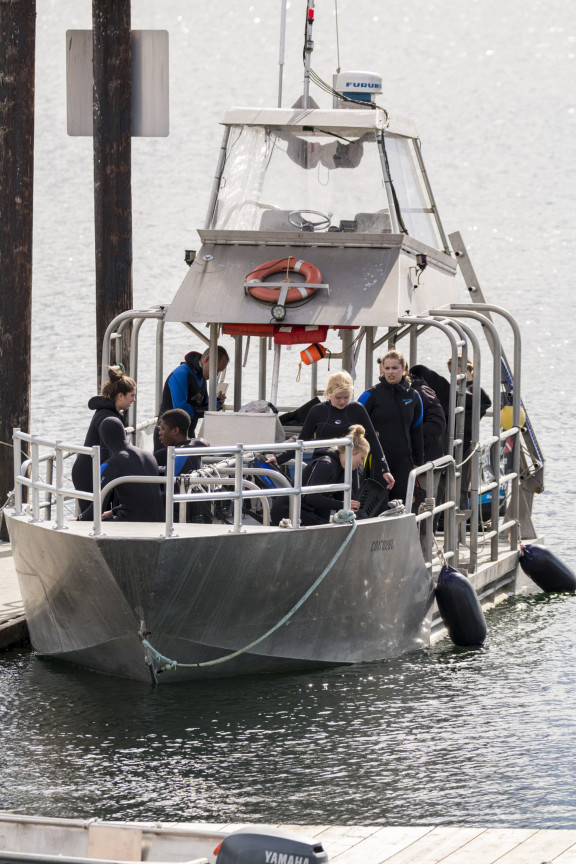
[383,135,441,249]
[210,125,443,250]
[211,125,391,234]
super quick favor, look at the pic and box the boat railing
[160,439,354,537]
[410,425,522,575]
[10,431,360,537]
[410,455,458,571]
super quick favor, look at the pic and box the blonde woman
[269,370,394,490]
[271,424,371,526]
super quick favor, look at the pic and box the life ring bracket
[245,256,329,306]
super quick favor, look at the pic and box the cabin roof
[220,107,418,139]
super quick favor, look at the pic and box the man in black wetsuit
[154,409,211,523]
[78,417,164,522]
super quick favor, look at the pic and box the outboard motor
[215,828,328,864]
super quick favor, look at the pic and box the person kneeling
[270,424,370,526]
[78,417,164,522]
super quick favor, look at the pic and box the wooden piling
[92,0,133,387]
[0,0,36,511]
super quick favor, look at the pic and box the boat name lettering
[370,539,395,552]
[265,854,310,864]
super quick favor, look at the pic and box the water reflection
[2,592,576,827]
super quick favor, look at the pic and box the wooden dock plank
[371,826,488,863]
[433,828,537,864]
[551,839,576,863]
[495,830,576,863]
[308,825,389,857]
[325,826,435,863]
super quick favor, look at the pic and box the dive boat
[5,1,544,683]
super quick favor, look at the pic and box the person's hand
[266,456,279,466]
[350,499,361,512]
[218,390,227,404]
[383,472,395,490]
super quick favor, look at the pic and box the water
[2,0,576,829]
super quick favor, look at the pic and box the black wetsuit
[358,378,424,503]
[79,417,164,522]
[410,374,447,462]
[271,448,358,526]
[275,400,389,476]
[410,364,491,456]
[71,396,126,514]
[154,438,211,523]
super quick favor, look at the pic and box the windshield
[210,124,442,248]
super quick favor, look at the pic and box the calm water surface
[2,586,576,826]
[2,0,576,829]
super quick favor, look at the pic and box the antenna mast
[302,0,315,109]
[277,0,288,107]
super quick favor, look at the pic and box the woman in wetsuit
[268,371,394,491]
[358,350,424,504]
[271,424,370,526]
[71,365,136,513]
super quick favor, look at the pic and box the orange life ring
[246,257,322,304]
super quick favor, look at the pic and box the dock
[0,541,27,648]
[221,823,576,863]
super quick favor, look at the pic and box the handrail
[10,431,356,536]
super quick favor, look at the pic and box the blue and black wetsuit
[358,378,424,503]
[155,351,223,449]
[154,438,211,523]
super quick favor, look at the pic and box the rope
[454,442,481,470]
[141,514,358,673]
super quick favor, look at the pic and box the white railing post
[290,441,304,527]
[55,443,66,529]
[13,429,22,515]
[232,444,244,533]
[30,437,41,522]
[91,445,102,536]
[165,446,176,537]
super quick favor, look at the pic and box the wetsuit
[155,352,223,448]
[410,364,491,456]
[79,417,164,522]
[410,374,447,462]
[358,378,424,503]
[71,396,126,514]
[271,448,359,526]
[275,400,389,476]
[154,438,211,523]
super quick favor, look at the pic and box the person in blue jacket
[358,349,424,504]
[154,346,229,448]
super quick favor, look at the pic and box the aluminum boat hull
[7,512,434,683]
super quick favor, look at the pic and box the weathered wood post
[0,0,36,512]
[92,0,133,387]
